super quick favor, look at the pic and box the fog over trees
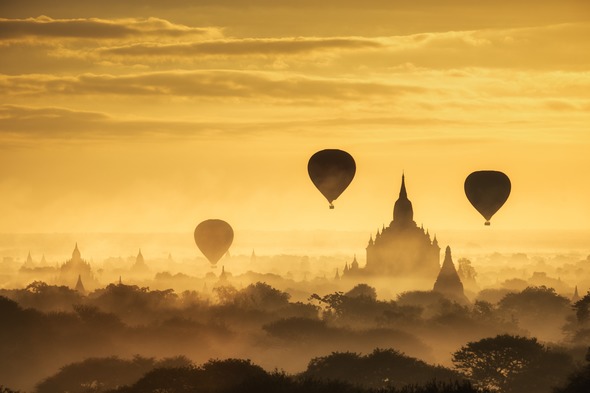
[2,206,590,393]
[1,272,589,392]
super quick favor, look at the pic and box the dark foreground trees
[302,348,461,389]
[108,358,484,393]
[35,356,191,393]
[452,335,574,393]
[33,355,484,393]
[0,387,20,393]
[554,347,590,393]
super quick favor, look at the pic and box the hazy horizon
[2,1,590,392]
[2,228,589,258]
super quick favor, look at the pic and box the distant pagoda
[58,243,99,290]
[131,249,149,273]
[22,251,35,269]
[572,286,581,303]
[433,246,469,304]
[75,274,86,294]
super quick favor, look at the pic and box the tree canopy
[452,334,573,393]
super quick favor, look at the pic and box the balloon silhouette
[464,171,511,226]
[194,219,234,265]
[308,149,356,209]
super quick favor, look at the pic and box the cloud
[0,16,220,40]
[1,16,588,73]
[360,23,590,70]
[0,71,428,100]
[0,105,228,141]
[38,22,590,71]
[0,105,108,121]
[0,105,117,139]
[102,37,382,57]
[0,104,474,142]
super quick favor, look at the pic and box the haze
[1,1,589,235]
[1,1,590,393]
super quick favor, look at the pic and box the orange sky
[1,1,589,237]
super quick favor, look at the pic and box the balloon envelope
[308,149,356,208]
[194,219,234,265]
[464,171,511,225]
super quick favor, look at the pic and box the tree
[309,289,397,327]
[563,291,590,343]
[25,281,49,293]
[0,387,20,393]
[262,317,328,340]
[212,285,239,304]
[573,291,590,325]
[304,348,461,389]
[234,282,290,311]
[452,335,573,393]
[104,357,483,393]
[112,358,269,393]
[497,286,572,340]
[396,290,454,320]
[309,292,346,316]
[215,282,290,311]
[345,284,377,300]
[35,356,192,393]
[457,259,477,290]
[498,286,570,315]
[554,347,590,393]
[73,304,123,329]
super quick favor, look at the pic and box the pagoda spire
[393,173,414,225]
[136,249,144,263]
[433,246,468,303]
[572,285,581,302]
[75,274,86,294]
[25,251,34,267]
[351,254,359,270]
[400,173,408,198]
[72,243,81,260]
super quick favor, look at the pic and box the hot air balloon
[308,149,356,209]
[194,219,234,265]
[464,171,511,226]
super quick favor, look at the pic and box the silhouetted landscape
[2,181,590,392]
[2,1,590,392]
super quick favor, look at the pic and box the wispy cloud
[0,16,221,40]
[2,17,588,73]
[0,104,477,142]
[102,37,382,57]
[0,105,220,141]
[0,71,428,100]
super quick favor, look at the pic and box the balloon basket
[329,204,334,209]
[484,221,490,226]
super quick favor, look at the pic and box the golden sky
[1,1,589,235]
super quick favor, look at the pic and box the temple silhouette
[344,175,440,279]
[342,174,467,300]
[58,243,99,290]
[131,249,149,273]
[433,246,469,304]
